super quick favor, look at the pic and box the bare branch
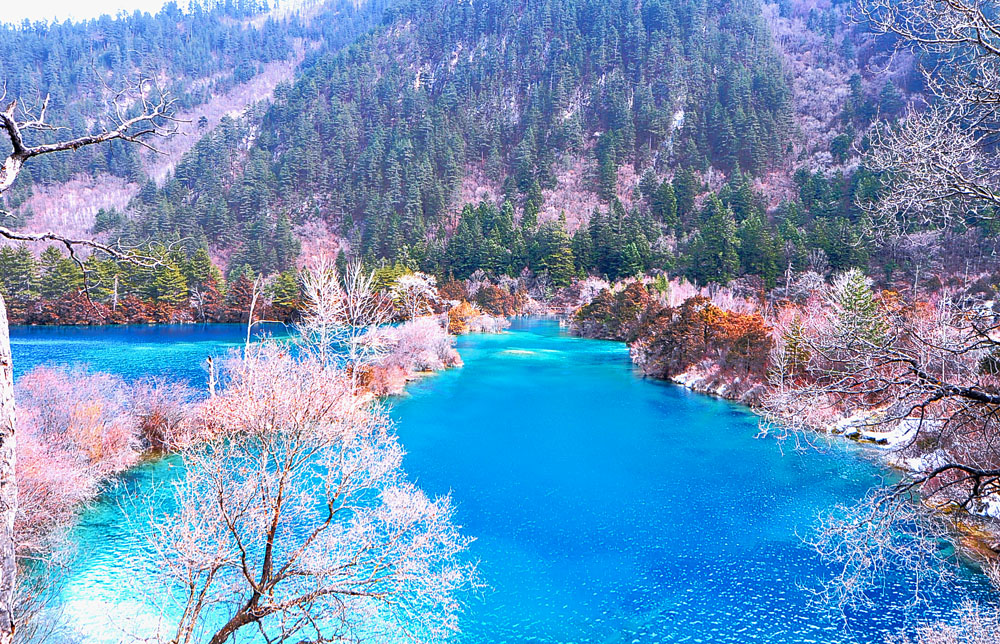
[0,75,179,196]
[856,0,1000,238]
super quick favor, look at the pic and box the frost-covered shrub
[131,378,199,450]
[17,367,140,476]
[14,367,198,556]
[447,301,510,335]
[381,317,462,373]
[465,313,511,334]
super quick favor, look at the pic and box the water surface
[10,319,995,642]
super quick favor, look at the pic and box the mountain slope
[0,0,386,237]
[121,0,795,274]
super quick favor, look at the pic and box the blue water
[10,323,291,385]
[9,318,996,642]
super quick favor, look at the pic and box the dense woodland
[0,1,292,211]
[122,0,793,257]
[0,0,938,320]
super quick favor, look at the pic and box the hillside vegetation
[1,0,937,322]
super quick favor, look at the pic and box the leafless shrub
[890,601,1000,644]
[377,317,461,373]
[298,257,393,378]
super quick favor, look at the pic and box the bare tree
[761,270,1000,609]
[151,342,472,644]
[898,231,943,294]
[856,0,1000,235]
[299,258,393,386]
[760,0,1000,614]
[767,275,1000,508]
[0,76,176,644]
[390,272,439,321]
[891,600,1000,643]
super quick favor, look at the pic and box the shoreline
[645,349,1000,566]
[557,293,1000,569]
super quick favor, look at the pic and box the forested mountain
[123,0,795,268]
[0,1,292,208]
[0,0,393,233]
[1,0,936,319]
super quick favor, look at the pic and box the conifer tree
[830,268,886,345]
[737,212,780,287]
[780,315,810,376]
[184,248,221,291]
[38,247,84,300]
[274,213,300,271]
[689,195,740,285]
[673,167,699,226]
[572,228,594,276]
[0,246,39,308]
[531,214,576,287]
[151,259,190,307]
[652,180,678,230]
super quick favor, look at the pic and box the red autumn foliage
[193,278,227,322]
[438,280,469,304]
[11,293,204,326]
[19,293,110,325]
[6,272,300,327]
[225,274,260,323]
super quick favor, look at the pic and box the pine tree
[274,213,300,271]
[270,270,301,317]
[830,268,886,345]
[689,194,739,285]
[0,245,40,305]
[39,246,84,300]
[572,228,594,276]
[737,212,780,287]
[652,180,678,230]
[621,242,643,278]
[151,256,190,307]
[335,250,349,280]
[673,167,698,227]
[184,248,221,290]
[780,315,810,376]
[531,215,576,287]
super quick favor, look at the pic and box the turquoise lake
[9,318,996,642]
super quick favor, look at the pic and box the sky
[2,0,177,25]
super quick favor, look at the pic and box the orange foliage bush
[473,284,526,317]
[632,296,773,380]
[438,280,469,303]
[447,301,480,335]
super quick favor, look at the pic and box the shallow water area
[9,318,997,642]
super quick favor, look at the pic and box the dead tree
[856,0,1000,237]
[0,76,176,644]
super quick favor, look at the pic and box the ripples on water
[10,319,997,643]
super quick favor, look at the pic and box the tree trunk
[0,293,16,644]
